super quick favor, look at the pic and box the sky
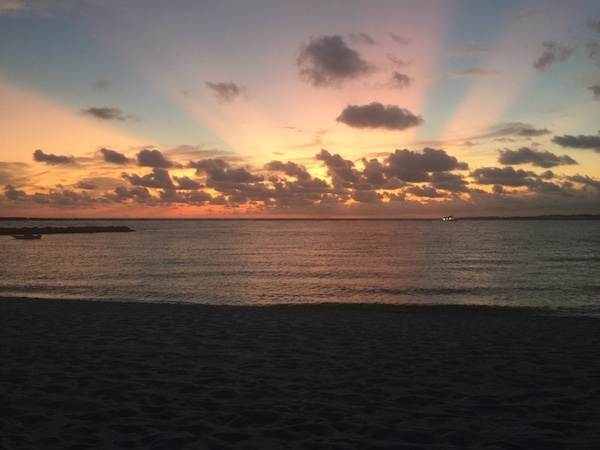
[1,0,600,218]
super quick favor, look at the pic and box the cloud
[589,85,600,100]
[90,79,110,91]
[113,186,154,203]
[470,167,535,187]
[387,53,410,66]
[498,147,578,168]
[552,134,600,152]
[122,168,175,189]
[81,107,135,121]
[137,149,175,168]
[189,158,229,175]
[568,174,600,189]
[430,172,469,193]
[190,158,264,191]
[336,102,423,131]
[407,185,446,198]
[297,35,373,87]
[533,41,573,70]
[264,160,311,181]
[75,180,97,190]
[587,19,600,34]
[391,72,411,88]
[316,149,360,185]
[205,81,248,103]
[483,122,551,139]
[349,32,376,45]
[385,148,468,182]
[98,148,130,165]
[4,184,28,201]
[388,33,410,45]
[173,175,202,190]
[33,149,74,165]
[587,41,600,67]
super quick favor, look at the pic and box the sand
[1,298,599,449]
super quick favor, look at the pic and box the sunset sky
[1,0,600,218]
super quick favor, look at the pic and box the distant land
[0,226,135,235]
[1,215,600,221]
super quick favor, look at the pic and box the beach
[1,298,599,449]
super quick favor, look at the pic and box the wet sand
[1,297,599,449]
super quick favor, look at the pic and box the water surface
[1,219,599,315]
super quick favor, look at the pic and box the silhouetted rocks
[0,226,135,236]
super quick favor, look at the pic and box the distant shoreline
[1,214,600,221]
[0,225,135,235]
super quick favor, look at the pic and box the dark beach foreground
[1,298,599,449]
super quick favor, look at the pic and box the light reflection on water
[1,219,599,314]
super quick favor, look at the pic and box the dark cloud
[33,149,74,165]
[386,148,468,183]
[552,134,600,152]
[391,72,411,88]
[483,122,551,139]
[98,147,130,165]
[159,189,213,205]
[113,186,154,203]
[190,158,264,195]
[189,158,229,175]
[361,158,387,187]
[25,188,102,206]
[205,81,248,103]
[122,168,175,189]
[81,107,135,121]
[587,19,600,34]
[349,32,376,45]
[568,174,600,189]
[587,41,600,67]
[316,149,360,185]
[533,41,573,70]
[407,185,446,198]
[470,167,535,187]
[336,102,423,131]
[173,176,202,190]
[264,161,311,181]
[589,85,600,100]
[4,184,28,201]
[137,149,175,168]
[351,190,383,203]
[297,35,373,87]
[75,180,97,190]
[498,147,578,168]
[430,172,469,193]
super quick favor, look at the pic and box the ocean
[1,219,599,315]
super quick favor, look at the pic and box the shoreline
[2,297,599,448]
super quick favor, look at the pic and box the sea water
[1,219,599,315]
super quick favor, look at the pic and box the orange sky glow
[2,0,600,218]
